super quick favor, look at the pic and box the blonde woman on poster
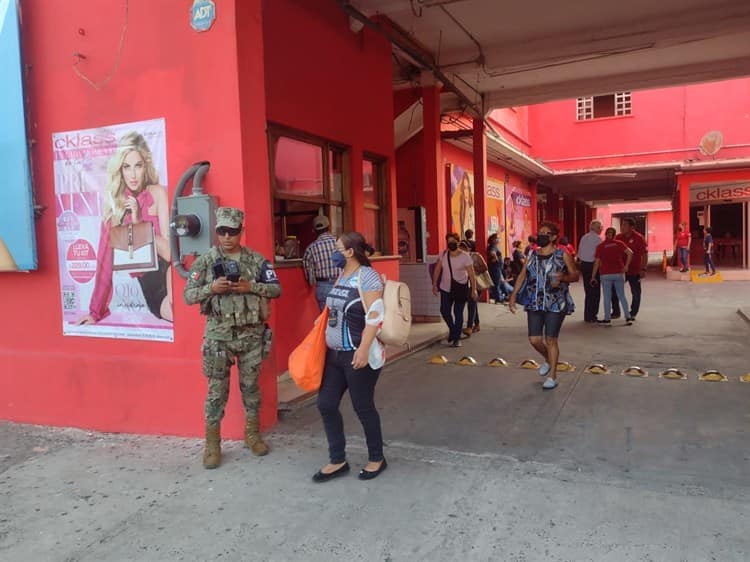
[75,132,173,324]
[0,237,18,271]
[457,172,475,236]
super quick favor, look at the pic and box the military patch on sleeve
[190,270,201,281]
[258,260,279,284]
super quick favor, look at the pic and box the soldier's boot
[203,423,222,469]
[244,417,269,456]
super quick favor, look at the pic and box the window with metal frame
[268,125,349,261]
[576,92,631,120]
[362,155,388,254]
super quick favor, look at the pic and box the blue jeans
[315,281,335,312]
[489,267,513,301]
[678,247,690,270]
[600,274,630,321]
[704,252,716,274]
[440,289,466,343]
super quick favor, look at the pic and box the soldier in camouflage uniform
[184,207,281,469]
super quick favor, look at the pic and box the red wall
[395,136,536,254]
[528,78,750,170]
[1,0,398,439]
[263,0,396,245]
[488,107,532,153]
[0,1,276,437]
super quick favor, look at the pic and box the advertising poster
[53,118,173,341]
[449,164,475,237]
[506,183,534,251]
[486,178,506,253]
[0,0,37,271]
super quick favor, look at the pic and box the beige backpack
[357,274,412,347]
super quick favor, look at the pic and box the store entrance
[710,202,745,268]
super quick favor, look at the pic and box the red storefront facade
[3,0,750,439]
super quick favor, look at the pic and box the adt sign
[191,0,216,32]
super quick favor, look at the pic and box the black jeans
[440,289,466,342]
[580,261,600,322]
[317,349,383,464]
[625,274,642,317]
[466,298,479,328]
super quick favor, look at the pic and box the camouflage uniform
[184,209,281,426]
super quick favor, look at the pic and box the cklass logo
[692,185,750,202]
[511,192,532,207]
[53,131,116,150]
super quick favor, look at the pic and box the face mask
[536,234,551,247]
[447,242,459,251]
[331,250,347,268]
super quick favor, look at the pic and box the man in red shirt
[615,218,648,320]
[592,227,634,325]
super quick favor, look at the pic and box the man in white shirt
[578,220,603,323]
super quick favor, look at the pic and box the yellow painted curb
[556,361,576,372]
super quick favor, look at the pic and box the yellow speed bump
[659,368,687,380]
[556,361,576,372]
[488,357,509,367]
[740,374,750,383]
[457,356,479,366]
[428,354,449,365]
[584,363,609,375]
[520,359,540,369]
[698,370,728,382]
[622,366,648,378]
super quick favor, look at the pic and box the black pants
[580,261,600,322]
[625,274,642,317]
[439,289,467,342]
[317,349,383,464]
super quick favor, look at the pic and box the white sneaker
[542,377,558,390]
[539,362,551,377]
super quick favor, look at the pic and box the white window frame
[576,92,631,120]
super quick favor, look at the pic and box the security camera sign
[191,0,216,32]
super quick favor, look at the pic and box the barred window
[576,92,631,120]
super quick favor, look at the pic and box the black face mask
[447,241,459,251]
[536,234,552,247]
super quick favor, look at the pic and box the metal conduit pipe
[170,161,210,279]
[336,1,489,122]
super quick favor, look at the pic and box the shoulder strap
[446,251,455,280]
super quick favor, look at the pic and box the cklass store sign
[691,184,750,202]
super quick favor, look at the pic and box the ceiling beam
[439,1,750,72]
[486,55,750,109]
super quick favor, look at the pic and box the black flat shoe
[312,462,349,483]
[358,459,387,481]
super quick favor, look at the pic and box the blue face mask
[331,250,347,269]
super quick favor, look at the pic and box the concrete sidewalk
[2,278,749,561]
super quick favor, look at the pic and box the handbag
[447,252,470,302]
[476,270,493,291]
[110,221,158,273]
[288,308,328,392]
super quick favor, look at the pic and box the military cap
[215,207,244,229]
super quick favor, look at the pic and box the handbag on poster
[110,221,158,273]
[288,308,328,392]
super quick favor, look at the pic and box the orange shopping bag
[288,308,328,392]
